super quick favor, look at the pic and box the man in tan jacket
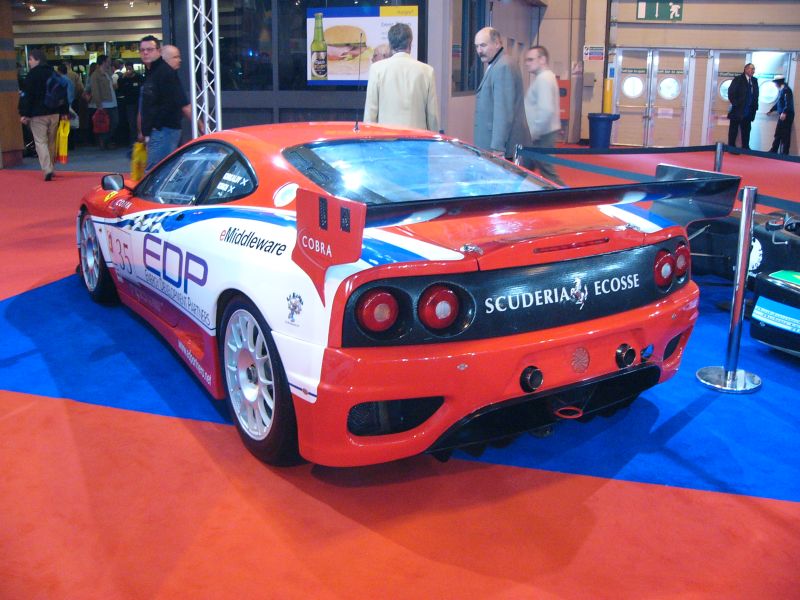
[363,23,439,132]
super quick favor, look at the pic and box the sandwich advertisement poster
[306,6,419,86]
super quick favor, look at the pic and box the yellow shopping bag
[55,117,70,164]
[131,141,147,181]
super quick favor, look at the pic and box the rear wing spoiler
[293,165,741,302]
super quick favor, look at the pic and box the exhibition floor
[1,147,799,598]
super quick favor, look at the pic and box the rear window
[283,139,550,204]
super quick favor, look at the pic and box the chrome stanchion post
[697,186,762,393]
[513,144,522,166]
[714,141,724,172]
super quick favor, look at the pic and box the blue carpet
[1,274,798,501]
[0,275,228,423]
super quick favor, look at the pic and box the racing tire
[220,296,300,466]
[78,209,118,304]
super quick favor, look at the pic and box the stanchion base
[696,366,762,393]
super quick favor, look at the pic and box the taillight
[653,249,676,288]
[356,289,399,333]
[418,285,459,330]
[674,244,690,279]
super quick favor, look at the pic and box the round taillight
[674,244,690,279]
[654,249,676,288]
[356,289,399,333]
[418,285,460,330]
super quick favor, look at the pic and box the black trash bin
[587,113,620,149]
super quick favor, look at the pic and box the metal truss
[186,0,222,136]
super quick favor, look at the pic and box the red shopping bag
[92,108,110,134]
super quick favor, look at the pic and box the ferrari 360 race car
[76,123,739,467]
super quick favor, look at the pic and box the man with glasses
[137,35,194,171]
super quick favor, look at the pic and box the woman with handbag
[87,55,119,150]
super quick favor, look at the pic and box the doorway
[612,48,694,147]
[705,51,795,151]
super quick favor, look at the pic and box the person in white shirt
[523,45,565,185]
[363,23,439,132]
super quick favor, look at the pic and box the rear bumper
[295,282,699,467]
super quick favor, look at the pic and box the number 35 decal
[107,229,133,276]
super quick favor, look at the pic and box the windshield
[284,139,551,204]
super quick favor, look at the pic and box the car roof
[202,121,443,156]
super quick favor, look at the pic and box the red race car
[76,123,739,466]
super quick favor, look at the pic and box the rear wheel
[220,296,300,465]
[78,209,118,303]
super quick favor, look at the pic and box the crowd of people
[362,25,567,182]
[18,27,795,183]
[18,37,196,180]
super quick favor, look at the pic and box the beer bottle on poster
[310,12,327,80]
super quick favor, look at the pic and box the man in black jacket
[727,63,759,150]
[18,48,62,180]
[137,35,196,171]
[767,74,794,155]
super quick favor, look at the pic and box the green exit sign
[637,0,683,21]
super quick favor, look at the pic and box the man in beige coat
[363,23,439,132]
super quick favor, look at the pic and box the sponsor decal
[103,191,119,202]
[484,273,640,314]
[143,234,211,326]
[219,226,287,255]
[570,277,589,310]
[213,172,247,196]
[129,210,178,233]
[110,198,132,211]
[287,292,303,325]
[299,234,333,258]
[178,340,213,386]
[748,238,763,274]
[752,297,800,334]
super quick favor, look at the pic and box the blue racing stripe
[545,154,656,183]
[111,206,427,266]
[615,203,677,229]
[361,236,427,265]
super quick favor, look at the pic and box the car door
[112,142,239,327]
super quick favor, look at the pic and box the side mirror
[101,174,125,191]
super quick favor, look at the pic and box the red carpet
[2,391,798,599]
[0,171,101,300]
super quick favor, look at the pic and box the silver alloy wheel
[79,213,101,291]
[223,308,276,441]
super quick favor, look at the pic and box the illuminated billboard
[306,6,419,86]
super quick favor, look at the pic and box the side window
[206,158,255,203]
[136,144,232,205]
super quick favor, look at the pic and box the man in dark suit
[473,27,529,159]
[727,63,759,149]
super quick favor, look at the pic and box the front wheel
[78,209,118,304]
[220,296,300,466]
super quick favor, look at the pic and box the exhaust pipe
[520,366,543,393]
[616,344,636,368]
